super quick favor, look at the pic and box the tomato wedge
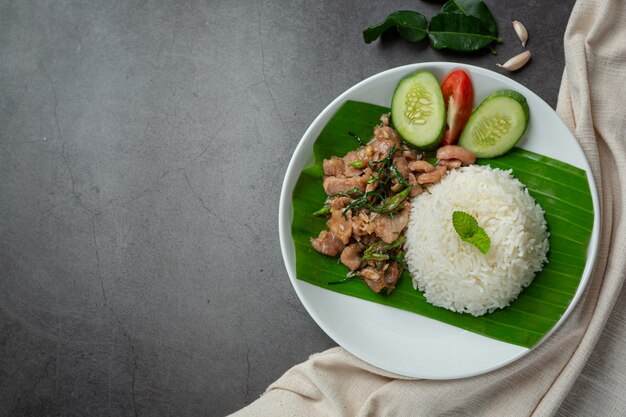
[440,69,474,145]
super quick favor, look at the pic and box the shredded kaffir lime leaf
[452,211,491,254]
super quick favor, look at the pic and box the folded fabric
[230,0,626,415]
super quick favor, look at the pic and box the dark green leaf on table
[442,0,498,36]
[363,11,428,44]
[428,12,501,52]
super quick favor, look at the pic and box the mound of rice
[405,165,549,316]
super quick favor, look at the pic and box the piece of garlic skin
[512,20,528,47]
[497,51,532,71]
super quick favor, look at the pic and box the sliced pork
[359,267,386,293]
[311,115,463,295]
[327,209,352,245]
[323,156,345,177]
[436,145,476,165]
[417,165,448,185]
[340,243,364,271]
[323,175,368,196]
[371,203,410,244]
[310,231,344,256]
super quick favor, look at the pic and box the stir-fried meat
[359,233,378,246]
[380,113,390,126]
[418,165,448,185]
[340,242,364,271]
[327,209,352,244]
[343,145,374,167]
[351,210,376,237]
[394,156,411,179]
[402,149,419,160]
[408,174,424,198]
[311,114,477,295]
[328,196,351,210]
[323,156,345,177]
[365,169,379,193]
[359,267,386,293]
[410,189,421,198]
[374,125,401,144]
[437,145,476,165]
[323,175,368,196]
[439,159,462,169]
[359,263,397,294]
[370,138,398,159]
[408,160,436,173]
[365,182,377,194]
[383,261,401,290]
[389,181,404,194]
[372,203,410,244]
[352,210,376,237]
[344,164,364,178]
[343,157,368,178]
[310,230,345,256]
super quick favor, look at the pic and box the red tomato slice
[440,70,474,145]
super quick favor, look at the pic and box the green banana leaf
[292,100,594,348]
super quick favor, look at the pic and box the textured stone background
[3,1,624,416]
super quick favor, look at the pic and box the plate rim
[278,62,601,379]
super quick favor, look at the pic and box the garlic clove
[496,51,532,72]
[512,20,528,47]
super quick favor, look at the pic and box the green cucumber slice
[391,71,446,150]
[458,90,530,158]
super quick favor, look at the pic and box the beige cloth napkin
[231,0,626,415]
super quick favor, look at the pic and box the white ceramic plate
[278,62,600,379]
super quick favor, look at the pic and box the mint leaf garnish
[452,211,491,254]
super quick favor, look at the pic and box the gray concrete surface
[3,1,623,416]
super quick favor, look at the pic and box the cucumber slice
[458,90,530,158]
[391,71,446,150]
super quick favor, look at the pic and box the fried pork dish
[310,115,476,294]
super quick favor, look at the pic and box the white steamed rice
[405,164,549,316]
